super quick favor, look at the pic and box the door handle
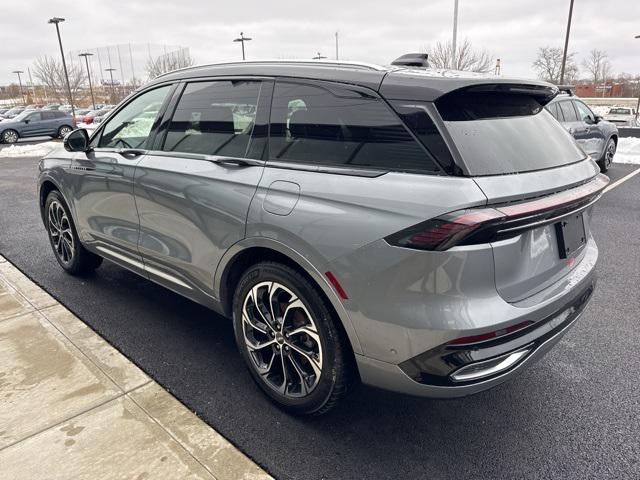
[206,156,264,167]
[117,148,146,158]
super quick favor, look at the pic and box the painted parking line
[604,165,640,193]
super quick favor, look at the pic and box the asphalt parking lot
[1,151,639,480]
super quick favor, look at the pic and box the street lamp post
[79,52,96,109]
[635,35,640,124]
[48,17,75,118]
[559,0,575,85]
[452,0,459,69]
[105,68,117,104]
[12,70,26,105]
[233,32,252,60]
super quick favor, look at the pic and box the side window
[163,80,260,158]
[28,112,42,122]
[574,101,595,124]
[99,85,171,149]
[269,81,439,172]
[559,101,578,122]
[547,103,562,121]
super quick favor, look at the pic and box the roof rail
[155,59,389,79]
[556,85,575,96]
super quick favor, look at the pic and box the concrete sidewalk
[0,255,271,480]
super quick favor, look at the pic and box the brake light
[448,320,533,346]
[385,208,505,251]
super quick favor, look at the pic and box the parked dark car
[545,89,618,172]
[0,109,75,143]
[1,106,26,119]
[38,60,605,415]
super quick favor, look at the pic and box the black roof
[149,60,557,102]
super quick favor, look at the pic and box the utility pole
[48,17,75,118]
[12,70,26,105]
[494,58,501,76]
[27,68,37,102]
[79,52,96,109]
[559,0,575,85]
[233,32,252,60]
[452,0,459,69]
[105,68,117,104]
[335,31,339,60]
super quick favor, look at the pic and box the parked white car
[604,107,638,127]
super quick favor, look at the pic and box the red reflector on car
[325,271,348,300]
[448,320,534,346]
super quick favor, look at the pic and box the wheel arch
[215,238,363,355]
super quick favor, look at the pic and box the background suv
[38,61,605,415]
[545,90,618,172]
[1,109,75,143]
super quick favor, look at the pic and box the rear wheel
[45,190,103,275]
[57,125,73,139]
[598,138,616,173]
[233,262,354,416]
[2,129,19,144]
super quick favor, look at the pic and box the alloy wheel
[48,200,75,264]
[3,130,18,143]
[605,140,616,168]
[59,126,72,138]
[241,281,323,398]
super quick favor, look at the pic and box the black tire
[44,190,103,275]
[233,261,354,416]
[2,129,19,144]
[597,137,616,173]
[57,125,74,139]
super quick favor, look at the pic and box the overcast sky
[2,0,639,85]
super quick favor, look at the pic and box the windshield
[436,91,586,176]
[608,108,631,115]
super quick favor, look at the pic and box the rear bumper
[356,278,594,398]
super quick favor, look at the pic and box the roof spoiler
[444,83,560,106]
[391,53,429,68]
[556,85,575,96]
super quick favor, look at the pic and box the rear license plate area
[555,213,586,259]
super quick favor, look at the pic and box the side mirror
[23,119,30,124]
[593,115,602,123]
[64,128,90,152]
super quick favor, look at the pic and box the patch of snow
[614,137,640,165]
[0,141,61,158]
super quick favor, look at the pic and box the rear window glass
[436,91,586,176]
[559,101,578,122]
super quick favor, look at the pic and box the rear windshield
[608,108,630,115]
[436,91,586,176]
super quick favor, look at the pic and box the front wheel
[2,129,19,144]
[598,138,616,173]
[58,125,73,139]
[45,190,103,275]
[233,262,354,416]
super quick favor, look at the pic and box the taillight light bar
[385,174,609,251]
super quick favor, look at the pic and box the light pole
[105,68,117,104]
[635,35,640,124]
[233,32,252,60]
[12,70,26,105]
[452,0,459,69]
[335,31,339,60]
[79,52,96,109]
[48,17,75,118]
[312,52,327,60]
[559,0,575,85]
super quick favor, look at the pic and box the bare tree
[32,55,85,103]
[532,46,578,84]
[581,49,608,86]
[424,38,494,73]
[146,48,195,79]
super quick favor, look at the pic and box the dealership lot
[1,153,639,479]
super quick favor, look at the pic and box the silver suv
[38,61,606,415]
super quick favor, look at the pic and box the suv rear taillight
[385,175,609,251]
[385,208,505,251]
